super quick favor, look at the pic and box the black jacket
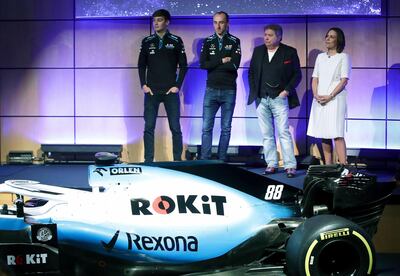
[248,43,301,109]
[138,31,188,93]
[200,33,241,90]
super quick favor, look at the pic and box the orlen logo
[110,167,142,175]
[131,195,227,216]
[93,167,107,176]
[7,254,48,265]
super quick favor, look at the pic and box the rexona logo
[7,254,48,265]
[101,230,198,252]
[131,195,227,216]
[110,167,142,175]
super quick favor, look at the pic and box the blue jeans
[256,97,296,169]
[201,87,236,160]
[143,93,182,162]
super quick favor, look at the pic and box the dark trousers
[201,87,236,160]
[143,93,182,162]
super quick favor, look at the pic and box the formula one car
[0,157,395,275]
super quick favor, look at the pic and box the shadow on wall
[188,38,203,68]
[387,64,400,119]
[368,64,400,150]
[242,37,264,146]
[370,77,387,148]
[182,38,205,107]
[120,67,142,163]
[308,48,322,68]
[304,49,323,158]
[180,37,205,157]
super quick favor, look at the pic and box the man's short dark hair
[264,24,283,41]
[152,9,171,22]
[213,11,229,22]
[326,27,346,53]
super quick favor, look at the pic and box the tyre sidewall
[286,215,375,276]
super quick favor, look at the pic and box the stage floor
[0,163,399,275]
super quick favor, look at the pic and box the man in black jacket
[248,24,301,177]
[138,9,187,162]
[199,11,241,160]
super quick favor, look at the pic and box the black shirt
[260,48,284,98]
[200,33,241,90]
[138,31,188,93]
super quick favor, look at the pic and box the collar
[326,51,338,58]
[215,31,227,40]
[265,43,280,52]
[155,30,169,40]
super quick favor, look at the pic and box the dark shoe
[286,168,296,178]
[263,167,277,175]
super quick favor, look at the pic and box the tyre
[286,215,375,276]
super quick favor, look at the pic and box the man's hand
[279,90,289,98]
[166,87,180,94]
[142,85,153,96]
[222,57,232,64]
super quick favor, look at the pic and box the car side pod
[285,214,375,276]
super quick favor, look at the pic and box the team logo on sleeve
[235,44,241,54]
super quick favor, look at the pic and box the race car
[0,156,395,275]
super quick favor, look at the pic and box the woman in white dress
[307,27,351,164]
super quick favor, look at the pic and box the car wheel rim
[318,240,360,275]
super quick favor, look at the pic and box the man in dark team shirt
[138,9,187,162]
[199,11,241,161]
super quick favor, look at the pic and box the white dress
[307,52,351,139]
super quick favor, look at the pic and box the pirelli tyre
[285,215,375,276]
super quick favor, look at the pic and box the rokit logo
[7,254,48,265]
[110,167,142,176]
[102,231,198,252]
[131,195,227,216]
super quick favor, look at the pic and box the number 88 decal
[264,185,284,200]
